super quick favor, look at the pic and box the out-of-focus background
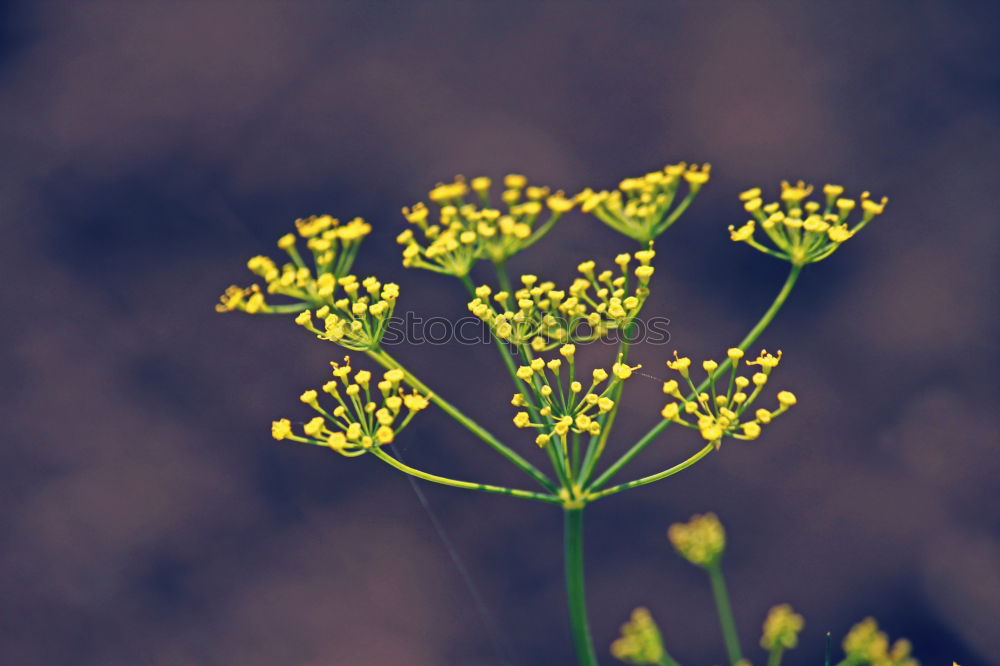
[2,2,998,664]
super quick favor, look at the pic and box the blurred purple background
[2,2,998,664]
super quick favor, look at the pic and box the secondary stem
[564,507,599,666]
[707,562,743,666]
[585,443,714,500]
[366,348,558,493]
[369,446,560,503]
[588,263,802,492]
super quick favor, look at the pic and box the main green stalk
[707,562,743,665]
[564,507,599,666]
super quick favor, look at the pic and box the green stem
[588,263,802,492]
[366,348,558,493]
[494,259,515,294]
[585,443,714,500]
[369,446,560,503]
[707,562,742,666]
[564,507,599,666]
[659,651,682,666]
[767,645,784,666]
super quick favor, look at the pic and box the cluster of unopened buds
[271,357,428,456]
[729,180,888,265]
[467,249,655,350]
[661,348,796,450]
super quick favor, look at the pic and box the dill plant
[217,164,892,665]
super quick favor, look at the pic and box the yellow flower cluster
[842,618,917,666]
[668,512,726,567]
[293,276,400,351]
[468,250,655,351]
[729,181,888,265]
[396,174,577,276]
[510,345,639,447]
[760,604,805,651]
[610,607,666,665]
[580,162,711,242]
[216,215,373,314]
[270,357,429,456]
[660,348,797,450]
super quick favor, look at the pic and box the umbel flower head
[396,174,576,276]
[216,215,373,314]
[842,618,917,666]
[660,348,797,450]
[468,249,655,351]
[668,512,726,567]
[510,345,639,447]
[761,604,805,652]
[271,357,429,456]
[610,607,667,665]
[580,162,711,242]
[293,276,400,351]
[729,181,888,265]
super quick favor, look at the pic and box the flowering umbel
[216,215,372,314]
[581,162,711,242]
[397,174,576,276]
[729,181,888,265]
[293,276,400,351]
[213,161,902,666]
[510,345,639,447]
[468,249,655,351]
[661,348,797,450]
[271,357,428,456]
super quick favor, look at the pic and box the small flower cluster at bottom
[842,617,917,666]
[610,607,667,665]
[668,512,726,567]
[271,357,429,456]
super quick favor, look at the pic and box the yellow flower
[660,348,797,450]
[730,180,888,265]
[510,351,634,445]
[291,276,400,351]
[271,419,292,440]
[582,162,711,242]
[467,250,654,351]
[217,215,375,316]
[273,358,429,457]
[398,174,576,276]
